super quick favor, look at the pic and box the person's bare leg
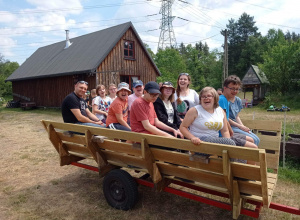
[246,136,254,143]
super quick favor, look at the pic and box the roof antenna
[64,30,72,49]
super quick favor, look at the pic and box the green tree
[0,55,19,97]
[154,48,187,85]
[260,39,300,94]
[143,43,155,59]
[182,44,222,91]
[224,13,261,78]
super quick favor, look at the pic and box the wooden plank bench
[41,119,282,219]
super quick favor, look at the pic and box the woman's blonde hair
[96,84,106,96]
[199,87,219,109]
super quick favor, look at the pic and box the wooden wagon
[41,119,300,219]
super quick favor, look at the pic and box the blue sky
[1,0,300,65]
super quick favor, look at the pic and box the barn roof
[242,65,269,85]
[6,22,161,82]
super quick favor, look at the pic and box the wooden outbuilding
[6,22,161,107]
[242,65,269,105]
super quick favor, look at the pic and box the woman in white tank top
[180,87,235,147]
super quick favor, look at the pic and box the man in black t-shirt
[61,81,105,127]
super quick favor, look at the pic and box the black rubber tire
[103,169,138,210]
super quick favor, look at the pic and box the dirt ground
[0,109,299,220]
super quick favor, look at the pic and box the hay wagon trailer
[41,119,300,219]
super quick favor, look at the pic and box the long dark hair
[176,73,191,104]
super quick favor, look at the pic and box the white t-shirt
[93,96,112,120]
[128,93,139,111]
[163,100,174,124]
[174,89,199,115]
[189,105,224,139]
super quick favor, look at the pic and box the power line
[144,33,221,45]
[0,1,147,15]
[233,0,278,11]
[174,0,300,30]
[0,18,161,36]
[0,14,160,31]
[175,0,225,29]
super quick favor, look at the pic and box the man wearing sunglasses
[130,81,181,138]
[61,81,105,127]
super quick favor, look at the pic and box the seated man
[61,80,105,127]
[130,81,183,138]
[127,80,144,124]
[222,75,260,146]
[219,76,258,164]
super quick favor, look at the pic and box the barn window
[124,40,135,59]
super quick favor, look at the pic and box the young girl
[108,83,117,103]
[92,85,111,124]
[174,73,199,119]
[106,82,131,131]
[154,81,183,137]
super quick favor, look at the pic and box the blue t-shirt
[218,95,229,120]
[229,97,243,123]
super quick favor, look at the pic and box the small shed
[242,65,269,105]
[6,22,161,107]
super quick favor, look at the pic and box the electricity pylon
[158,0,177,50]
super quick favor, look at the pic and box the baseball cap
[133,80,143,88]
[117,82,131,94]
[144,81,161,94]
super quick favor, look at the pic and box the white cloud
[26,0,83,15]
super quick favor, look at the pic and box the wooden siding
[12,74,96,107]
[243,67,260,85]
[96,27,158,87]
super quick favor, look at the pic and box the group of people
[61,73,260,163]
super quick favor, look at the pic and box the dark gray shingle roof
[242,65,269,85]
[7,22,160,81]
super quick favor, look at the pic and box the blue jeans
[108,123,131,131]
[232,126,260,146]
[75,122,106,128]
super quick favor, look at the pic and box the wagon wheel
[103,169,138,210]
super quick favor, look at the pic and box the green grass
[278,156,300,184]
[0,105,61,115]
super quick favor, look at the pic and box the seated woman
[154,81,183,138]
[92,84,111,125]
[174,73,199,119]
[180,87,236,156]
[106,82,131,131]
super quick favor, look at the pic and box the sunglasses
[77,81,88,85]
[162,81,173,86]
[179,73,189,76]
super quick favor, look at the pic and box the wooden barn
[6,22,161,107]
[242,65,269,105]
